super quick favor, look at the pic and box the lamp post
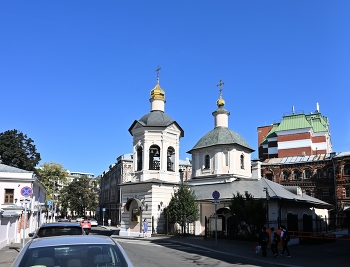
[20,198,31,248]
[330,152,338,228]
[263,187,270,228]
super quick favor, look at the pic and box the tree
[60,175,99,217]
[166,183,199,234]
[229,191,267,239]
[37,162,69,202]
[0,129,41,171]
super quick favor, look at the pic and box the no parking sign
[21,186,33,198]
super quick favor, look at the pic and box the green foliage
[60,175,100,216]
[167,183,199,228]
[0,129,41,171]
[36,162,69,201]
[229,191,267,238]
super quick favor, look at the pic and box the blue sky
[1,1,349,176]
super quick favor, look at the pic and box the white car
[89,218,98,226]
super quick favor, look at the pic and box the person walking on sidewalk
[270,227,279,257]
[258,226,269,257]
[280,225,291,257]
[142,218,148,238]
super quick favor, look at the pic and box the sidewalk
[105,226,350,267]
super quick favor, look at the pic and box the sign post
[212,190,220,246]
[20,186,32,248]
[102,208,106,226]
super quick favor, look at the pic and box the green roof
[275,114,312,132]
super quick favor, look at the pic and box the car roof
[28,235,116,249]
[40,222,81,227]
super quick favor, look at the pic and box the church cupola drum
[187,79,254,179]
[128,67,184,183]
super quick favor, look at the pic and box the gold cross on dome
[156,65,161,83]
[216,78,225,96]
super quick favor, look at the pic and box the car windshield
[18,244,128,267]
[37,226,82,237]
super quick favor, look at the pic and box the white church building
[117,75,331,237]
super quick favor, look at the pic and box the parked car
[11,235,134,267]
[57,218,69,222]
[75,217,84,222]
[28,222,85,238]
[80,219,92,234]
[89,218,98,227]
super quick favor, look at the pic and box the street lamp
[263,187,270,228]
[330,152,338,228]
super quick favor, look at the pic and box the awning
[1,211,20,218]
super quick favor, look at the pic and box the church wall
[232,149,251,178]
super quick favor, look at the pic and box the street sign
[21,186,33,198]
[212,190,220,200]
[212,200,220,205]
[47,200,53,206]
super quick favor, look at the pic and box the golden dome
[216,96,225,107]
[150,83,165,100]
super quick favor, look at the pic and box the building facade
[258,104,332,161]
[261,152,350,224]
[0,164,46,248]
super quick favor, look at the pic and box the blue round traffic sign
[212,190,220,200]
[21,186,33,198]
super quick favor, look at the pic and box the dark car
[28,222,85,238]
[11,235,134,267]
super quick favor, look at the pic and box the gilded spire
[150,65,165,101]
[216,78,225,107]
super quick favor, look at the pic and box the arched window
[167,147,175,171]
[149,145,160,170]
[304,169,311,179]
[344,164,350,175]
[316,169,323,178]
[204,155,210,169]
[327,168,334,178]
[283,171,290,180]
[137,146,143,171]
[223,151,228,166]
[293,170,300,180]
[240,154,244,169]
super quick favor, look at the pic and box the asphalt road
[117,238,274,267]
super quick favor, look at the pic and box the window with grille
[5,189,14,203]
[305,169,311,179]
[283,171,290,180]
[204,155,210,169]
[240,154,244,169]
[328,168,334,178]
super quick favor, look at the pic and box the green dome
[188,127,253,152]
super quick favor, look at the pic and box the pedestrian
[142,218,148,238]
[280,225,291,257]
[258,226,269,257]
[270,227,279,257]
[108,218,111,227]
